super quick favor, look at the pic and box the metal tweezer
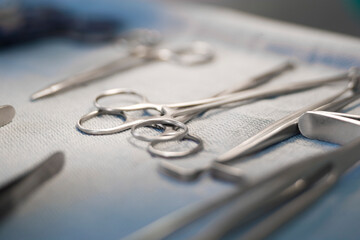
[0,152,64,220]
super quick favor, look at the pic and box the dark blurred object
[192,0,360,38]
[0,4,121,48]
[0,152,64,221]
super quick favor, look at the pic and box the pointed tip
[30,88,56,101]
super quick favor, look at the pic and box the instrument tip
[30,88,56,101]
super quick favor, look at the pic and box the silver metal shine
[160,69,360,180]
[124,71,360,240]
[77,65,351,158]
[31,30,215,101]
[78,62,298,157]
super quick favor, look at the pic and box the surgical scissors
[77,67,349,158]
[31,29,215,100]
[125,69,360,240]
[0,105,15,128]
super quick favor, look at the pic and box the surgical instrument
[0,152,64,220]
[30,30,214,101]
[160,68,360,180]
[299,111,360,144]
[125,72,360,240]
[76,61,294,132]
[77,69,350,159]
[193,110,360,239]
[77,64,348,156]
[0,105,15,128]
[193,130,360,240]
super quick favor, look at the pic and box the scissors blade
[31,56,148,101]
[0,152,64,220]
[0,105,15,128]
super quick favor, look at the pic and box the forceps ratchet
[0,105,15,128]
[31,30,215,101]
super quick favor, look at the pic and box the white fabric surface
[1,3,360,239]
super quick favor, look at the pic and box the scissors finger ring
[94,88,149,112]
[148,134,204,158]
[131,118,188,142]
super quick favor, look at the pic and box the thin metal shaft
[176,61,295,123]
[159,78,354,181]
[171,73,348,117]
[213,61,295,97]
[31,56,149,101]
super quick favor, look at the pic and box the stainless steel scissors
[124,69,360,240]
[77,67,348,158]
[0,105,15,128]
[31,29,215,101]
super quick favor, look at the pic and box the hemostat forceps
[77,64,348,158]
[160,68,360,180]
[0,105,15,128]
[125,70,360,240]
[31,30,214,100]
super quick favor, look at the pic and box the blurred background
[190,0,360,37]
[1,0,360,49]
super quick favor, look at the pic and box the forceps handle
[31,56,148,100]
